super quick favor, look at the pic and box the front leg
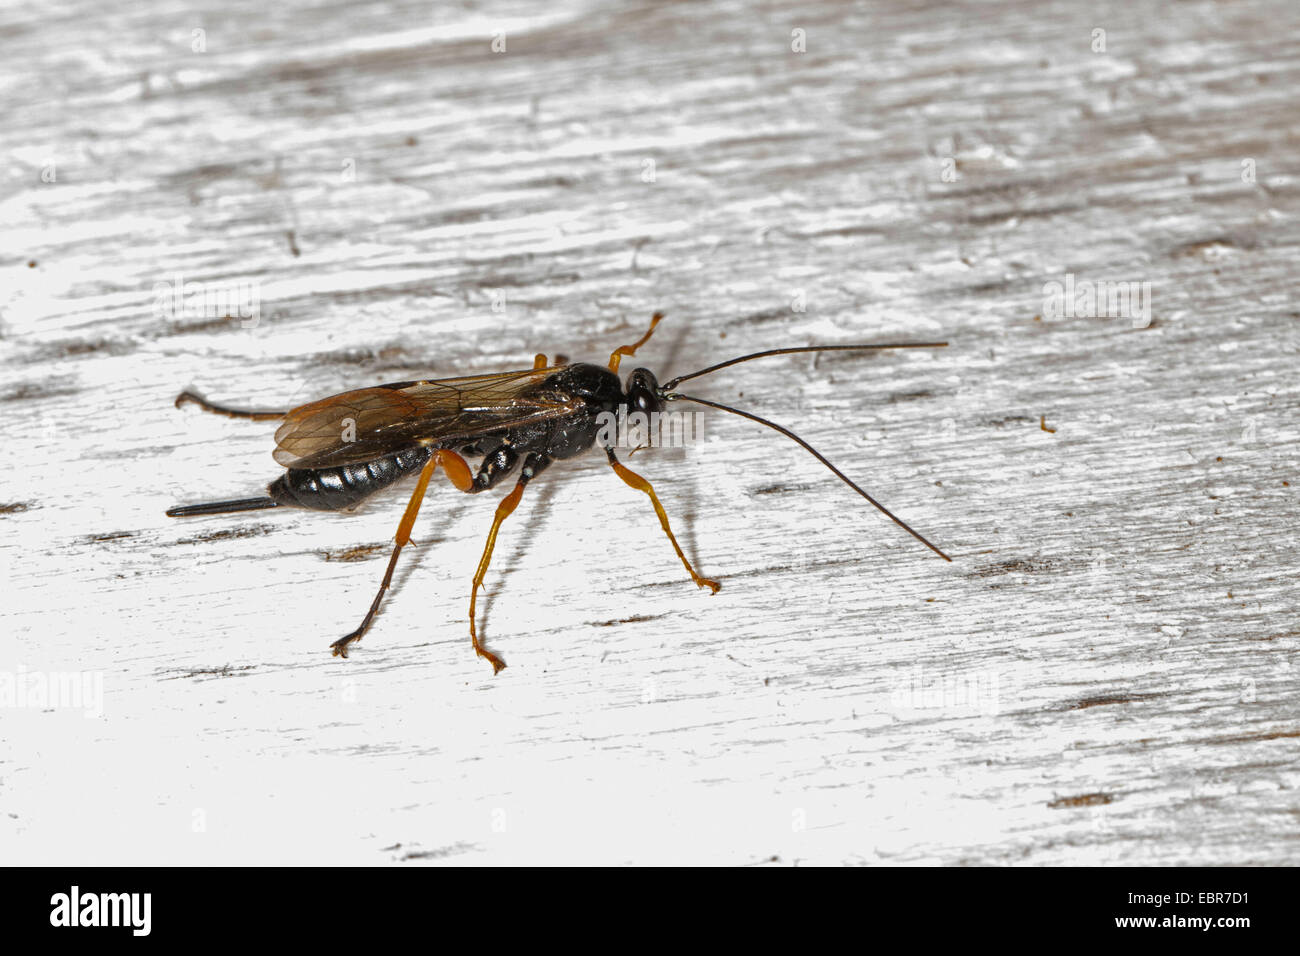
[605,447,720,593]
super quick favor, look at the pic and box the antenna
[667,392,952,562]
[662,342,947,391]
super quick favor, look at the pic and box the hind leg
[174,389,286,421]
[329,449,475,658]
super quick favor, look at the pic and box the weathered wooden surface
[2,0,1297,865]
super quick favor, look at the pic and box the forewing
[272,367,578,469]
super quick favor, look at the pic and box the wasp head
[625,367,665,416]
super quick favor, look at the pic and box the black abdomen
[268,445,433,512]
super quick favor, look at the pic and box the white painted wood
[2,0,1297,865]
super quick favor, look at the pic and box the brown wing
[272,366,580,469]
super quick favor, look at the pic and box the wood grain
[2,0,1297,865]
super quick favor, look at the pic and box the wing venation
[272,366,580,469]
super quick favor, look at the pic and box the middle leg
[467,452,551,674]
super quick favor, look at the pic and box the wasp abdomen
[268,445,433,512]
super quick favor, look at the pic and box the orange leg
[432,448,475,492]
[608,312,663,373]
[533,353,548,370]
[467,482,525,674]
[330,449,474,657]
[606,447,720,593]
